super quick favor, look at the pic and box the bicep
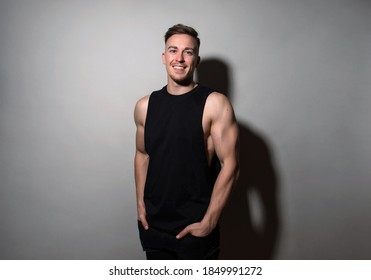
[134,96,149,155]
[135,125,146,154]
[213,122,239,165]
[210,95,239,164]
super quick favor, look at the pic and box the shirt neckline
[164,84,199,97]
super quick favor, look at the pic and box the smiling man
[134,24,239,260]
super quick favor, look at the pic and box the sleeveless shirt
[144,84,219,234]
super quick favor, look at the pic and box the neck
[166,79,197,95]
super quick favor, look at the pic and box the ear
[196,56,201,68]
[162,53,166,65]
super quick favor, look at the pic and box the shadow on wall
[197,58,281,259]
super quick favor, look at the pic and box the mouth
[172,65,186,71]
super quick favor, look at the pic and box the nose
[176,51,185,62]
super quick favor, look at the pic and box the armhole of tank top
[200,91,215,165]
[201,90,215,131]
[143,93,153,128]
[143,92,155,153]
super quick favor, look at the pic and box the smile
[172,65,186,70]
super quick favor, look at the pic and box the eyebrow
[167,46,196,51]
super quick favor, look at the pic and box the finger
[176,227,191,239]
[139,216,149,230]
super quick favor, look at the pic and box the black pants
[138,222,220,260]
[146,248,219,260]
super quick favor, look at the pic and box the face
[162,34,200,86]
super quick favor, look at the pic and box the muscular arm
[177,93,240,238]
[134,96,150,230]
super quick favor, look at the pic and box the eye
[185,50,194,56]
[169,49,177,54]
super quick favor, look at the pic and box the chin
[174,79,194,86]
[171,75,194,86]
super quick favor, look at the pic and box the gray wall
[0,0,370,259]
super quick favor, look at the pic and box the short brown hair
[164,24,200,50]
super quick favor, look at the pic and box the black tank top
[144,84,218,234]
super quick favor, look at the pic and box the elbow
[219,158,240,184]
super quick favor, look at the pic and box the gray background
[1,0,370,259]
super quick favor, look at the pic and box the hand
[176,219,214,239]
[137,202,149,230]
[138,216,149,230]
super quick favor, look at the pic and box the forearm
[202,159,239,228]
[176,159,239,239]
[134,151,149,213]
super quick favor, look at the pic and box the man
[134,24,239,260]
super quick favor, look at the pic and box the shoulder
[134,95,150,125]
[134,95,150,114]
[135,95,150,109]
[206,92,231,107]
[135,86,165,110]
[205,92,235,119]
